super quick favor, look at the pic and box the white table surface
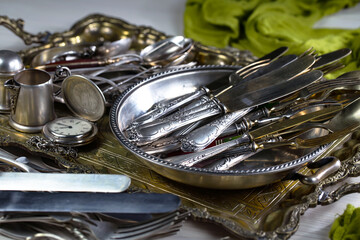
[1,1,360,239]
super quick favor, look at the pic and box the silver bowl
[109,65,329,189]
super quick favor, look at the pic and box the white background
[1,1,360,239]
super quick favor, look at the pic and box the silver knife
[0,191,180,214]
[312,48,351,69]
[0,172,131,193]
[127,55,316,144]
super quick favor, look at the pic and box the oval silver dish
[109,65,329,189]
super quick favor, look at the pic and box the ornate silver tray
[1,14,360,239]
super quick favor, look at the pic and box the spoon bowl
[96,38,132,58]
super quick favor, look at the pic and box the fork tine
[119,221,184,240]
[298,47,315,58]
[237,62,270,78]
[236,61,269,77]
[235,59,270,75]
[114,211,180,234]
[111,211,188,239]
[320,62,345,75]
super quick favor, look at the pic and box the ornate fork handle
[0,16,50,45]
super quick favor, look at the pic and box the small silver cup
[5,69,56,133]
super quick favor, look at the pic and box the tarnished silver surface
[61,75,106,122]
[0,172,131,192]
[110,65,333,189]
[0,50,24,113]
[0,50,24,74]
[5,69,56,132]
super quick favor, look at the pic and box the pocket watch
[42,117,98,146]
[42,74,106,146]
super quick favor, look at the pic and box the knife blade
[216,55,315,111]
[128,55,316,144]
[0,191,180,214]
[312,48,351,69]
[256,46,289,62]
[0,172,131,193]
[165,100,342,167]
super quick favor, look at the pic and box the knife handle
[218,108,271,137]
[126,99,223,144]
[165,133,252,167]
[131,88,208,125]
[205,146,258,171]
[141,136,181,155]
[180,108,252,152]
[141,118,210,154]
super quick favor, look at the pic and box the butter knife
[0,172,131,193]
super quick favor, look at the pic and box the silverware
[206,96,360,171]
[272,73,360,112]
[88,211,188,240]
[260,123,360,149]
[0,172,131,193]
[0,191,181,214]
[141,101,340,155]
[130,47,289,126]
[0,211,189,240]
[312,48,351,69]
[165,103,342,167]
[128,55,316,145]
[95,38,132,58]
[179,67,320,152]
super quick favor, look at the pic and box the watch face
[43,117,98,146]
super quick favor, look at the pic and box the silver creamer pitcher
[5,69,56,133]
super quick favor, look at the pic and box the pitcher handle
[4,78,20,114]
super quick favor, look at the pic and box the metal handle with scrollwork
[165,133,252,167]
[132,88,208,125]
[180,108,252,152]
[126,100,223,145]
[205,147,258,171]
[0,16,50,45]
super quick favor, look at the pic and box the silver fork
[87,211,189,240]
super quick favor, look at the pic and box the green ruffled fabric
[184,0,360,77]
[330,204,360,240]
